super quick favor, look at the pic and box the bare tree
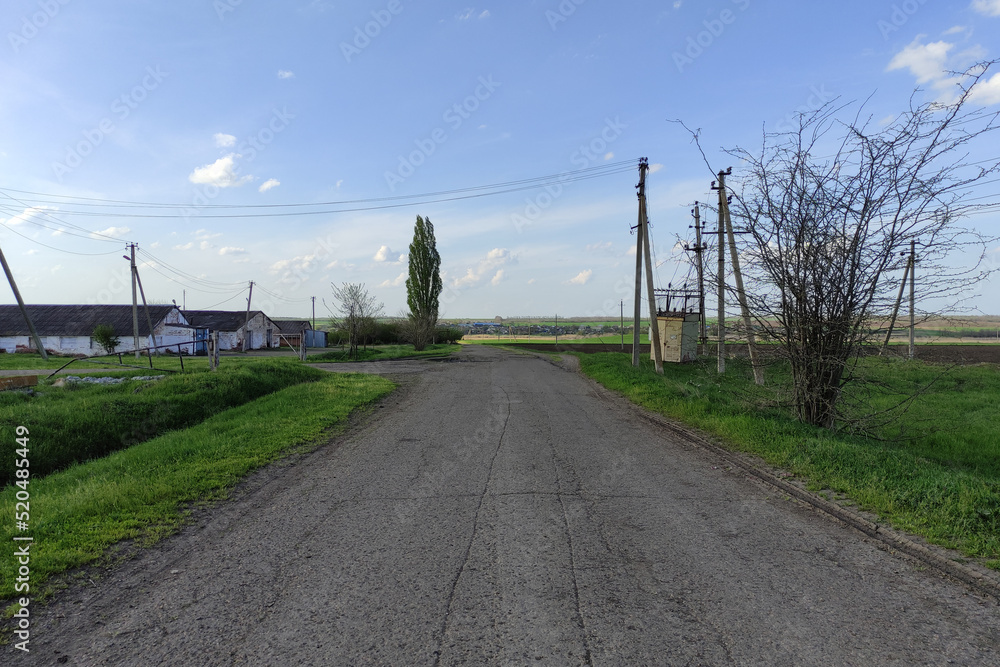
[329,282,383,359]
[696,63,1000,428]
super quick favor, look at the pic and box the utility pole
[0,244,47,360]
[714,172,728,374]
[691,202,707,351]
[311,296,316,330]
[130,243,140,359]
[721,182,764,385]
[909,239,916,360]
[133,263,157,356]
[638,158,663,374]
[881,250,913,355]
[243,281,254,352]
[620,300,624,351]
[632,182,644,367]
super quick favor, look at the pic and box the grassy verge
[1,371,393,602]
[577,353,1000,569]
[0,361,324,485]
[308,343,459,362]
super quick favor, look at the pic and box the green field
[578,353,1000,569]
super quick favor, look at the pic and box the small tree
[714,63,1000,428]
[405,215,443,351]
[329,282,383,359]
[92,324,120,355]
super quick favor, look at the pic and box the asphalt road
[14,345,1000,665]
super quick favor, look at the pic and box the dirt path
[8,345,999,665]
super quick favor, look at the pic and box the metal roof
[182,310,273,331]
[0,304,178,337]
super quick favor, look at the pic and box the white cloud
[219,247,247,256]
[172,242,194,251]
[91,226,130,239]
[200,241,212,251]
[944,25,967,35]
[970,72,1000,105]
[887,37,954,85]
[51,264,62,275]
[259,178,280,193]
[971,0,1000,17]
[195,229,222,240]
[374,245,397,262]
[649,163,664,174]
[604,152,614,160]
[673,0,683,8]
[453,248,514,287]
[3,206,56,227]
[568,269,592,285]
[586,241,613,252]
[379,272,407,288]
[214,133,236,148]
[490,269,505,286]
[24,249,39,255]
[336,179,344,188]
[188,154,252,188]
[479,9,490,18]
[270,254,323,283]
[277,69,295,79]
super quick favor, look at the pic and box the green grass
[465,334,652,345]
[0,361,324,485]
[308,343,459,362]
[0,371,394,602]
[577,353,1000,568]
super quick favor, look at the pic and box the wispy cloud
[214,133,236,148]
[567,269,592,285]
[277,69,295,79]
[259,178,280,193]
[971,0,1000,17]
[219,246,247,256]
[453,248,513,287]
[379,272,407,288]
[91,226,130,239]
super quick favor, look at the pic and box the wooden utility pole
[692,202,707,351]
[242,281,254,352]
[715,173,727,374]
[130,243,140,359]
[0,244,47,360]
[721,181,764,385]
[909,240,916,360]
[638,158,663,374]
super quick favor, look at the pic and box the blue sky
[1,0,999,319]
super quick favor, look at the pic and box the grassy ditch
[578,352,1000,569]
[0,361,324,486]
[308,343,459,362]
[0,371,394,601]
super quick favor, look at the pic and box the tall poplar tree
[405,215,442,350]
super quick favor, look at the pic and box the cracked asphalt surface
[11,345,1000,665]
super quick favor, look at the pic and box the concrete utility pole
[721,182,764,385]
[243,281,254,352]
[130,243,140,360]
[880,250,913,356]
[715,172,727,374]
[692,202,707,351]
[133,264,157,356]
[632,181,644,367]
[638,158,663,375]
[0,244,47,360]
[909,239,916,360]
[311,296,316,330]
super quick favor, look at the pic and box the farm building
[273,320,327,348]
[182,310,279,351]
[0,304,193,356]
